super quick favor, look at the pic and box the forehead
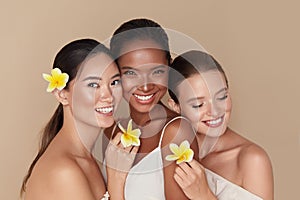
[118,39,168,68]
[78,53,118,78]
[177,71,227,98]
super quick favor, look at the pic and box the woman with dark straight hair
[21,38,136,200]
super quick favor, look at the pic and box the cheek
[121,77,136,93]
[72,86,95,106]
[225,98,232,112]
[112,87,123,104]
[182,106,202,123]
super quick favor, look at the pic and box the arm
[239,144,274,200]
[174,160,217,200]
[105,132,138,200]
[161,118,199,200]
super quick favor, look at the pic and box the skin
[104,39,198,199]
[168,70,274,200]
[24,53,123,200]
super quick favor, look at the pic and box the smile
[133,94,154,101]
[95,106,113,114]
[203,115,224,128]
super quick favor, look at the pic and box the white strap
[158,116,189,147]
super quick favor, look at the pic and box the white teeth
[134,94,153,101]
[206,117,222,125]
[96,107,113,114]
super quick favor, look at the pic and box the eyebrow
[82,73,120,81]
[120,65,167,71]
[186,87,228,103]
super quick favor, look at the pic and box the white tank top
[205,168,263,199]
[124,116,185,200]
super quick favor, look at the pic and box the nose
[137,75,154,92]
[99,85,113,103]
[139,83,155,92]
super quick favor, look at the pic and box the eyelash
[153,69,165,75]
[123,69,165,76]
[217,94,228,100]
[111,79,121,86]
[123,70,136,76]
[87,79,121,88]
[192,103,204,108]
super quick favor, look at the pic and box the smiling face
[117,40,169,113]
[175,70,232,137]
[69,53,122,128]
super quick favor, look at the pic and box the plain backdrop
[1,0,299,199]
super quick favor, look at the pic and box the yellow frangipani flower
[118,119,141,148]
[42,68,69,92]
[165,140,194,164]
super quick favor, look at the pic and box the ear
[168,98,181,114]
[53,89,70,106]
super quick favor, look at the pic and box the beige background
[1,0,299,199]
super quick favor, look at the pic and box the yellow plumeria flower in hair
[165,140,194,164]
[118,119,141,148]
[42,68,69,92]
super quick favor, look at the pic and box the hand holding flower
[118,119,141,148]
[165,140,194,164]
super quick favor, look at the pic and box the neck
[61,107,102,157]
[130,102,168,127]
[197,127,230,159]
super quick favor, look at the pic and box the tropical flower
[42,68,69,92]
[165,140,194,164]
[118,119,141,148]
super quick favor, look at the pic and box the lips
[203,115,224,128]
[95,106,114,116]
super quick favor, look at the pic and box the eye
[87,82,100,88]
[192,103,204,108]
[217,94,228,101]
[123,70,137,76]
[153,69,165,75]
[111,79,121,86]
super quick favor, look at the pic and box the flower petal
[47,82,56,92]
[129,129,141,137]
[51,68,61,76]
[118,122,126,133]
[165,155,179,161]
[42,73,52,82]
[179,140,190,152]
[176,157,186,164]
[127,119,133,132]
[169,143,180,155]
[184,149,194,163]
[121,134,133,148]
[131,136,140,146]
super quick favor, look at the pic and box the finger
[130,145,139,154]
[174,173,184,188]
[175,166,188,179]
[188,159,205,173]
[111,132,122,145]
[178,162,194,174]
[123,145,133,152]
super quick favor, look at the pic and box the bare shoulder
[238,142,272,171]
[160,118,197,199]
[161,117,196,145]
[237,140,274,199]
[41,157,95,199]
